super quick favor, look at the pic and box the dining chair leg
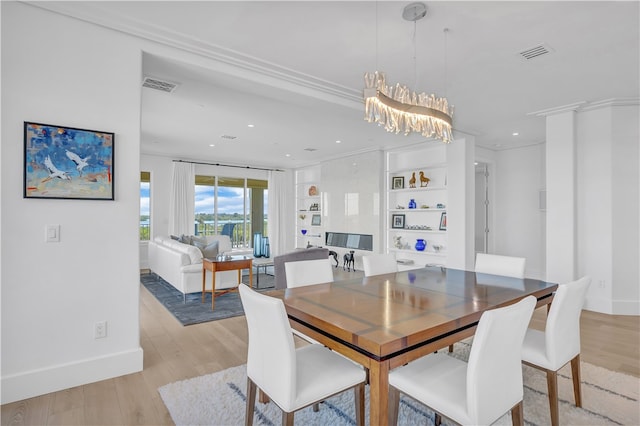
[434,412,442,426]
[245,378,256,426]
[282,411,294,426]
[511,401,524,426]
[388,385,400,426]
[355,383,365,426]
[312,403,319,412]
[570,354,582,407]
[258,389,270,403]
[448,344,454,352]
[546,369,559,426]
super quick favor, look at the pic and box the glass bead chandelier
[363,2,454,143]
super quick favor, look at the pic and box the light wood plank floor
[2,273,639,425]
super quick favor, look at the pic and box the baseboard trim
[1,347,143,404]
[612,298,640,315]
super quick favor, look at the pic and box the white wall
[1,3,143,403]
[320,151,383,269]
[494,144,546,279]
[577,103,639,314]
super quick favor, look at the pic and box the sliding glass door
[195,175,268,249]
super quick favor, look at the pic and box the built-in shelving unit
[295,166,323,248]
[386,149,448,270]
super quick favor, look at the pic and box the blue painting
[24,122,114,200]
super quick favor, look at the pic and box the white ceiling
[34,1,639,169]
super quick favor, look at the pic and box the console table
[202,256,253,310]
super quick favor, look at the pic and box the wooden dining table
[268,266,558,426]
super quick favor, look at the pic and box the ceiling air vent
[518,43,554,60]
[220,135,237,140]
[142,76,178,93]
[304,148,318,152]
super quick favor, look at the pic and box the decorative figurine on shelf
[299,214,306,220]
[437,203,446,209]
[408,199,417,209]
[308,185,318,196]
[301,229,307,235]
[394,235,403,249]
[343,250,355,271]
[328,250,339,268]
[415,239,427,251]
[409,172,417,188]
[419,171,430,187]
[309,203,319,211]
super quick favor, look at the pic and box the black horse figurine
[328,250,339,268]
[343,250,355,272]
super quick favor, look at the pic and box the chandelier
[363,3,454,143]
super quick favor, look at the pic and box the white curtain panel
[168,161,195,236]
[268,169,294,257]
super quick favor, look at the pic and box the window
[195,175,268,249]
[140,171,150,240]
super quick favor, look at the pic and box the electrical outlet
[94,321,107,339]
[598,280,606,289]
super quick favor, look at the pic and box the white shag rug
[159,341,639,425]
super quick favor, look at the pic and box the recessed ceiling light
[512,132,519,136]
[248,124,255,128]
[285,154,291,157]
[209,144,215,147]
[474,162,479,165]
[336,140,342,144]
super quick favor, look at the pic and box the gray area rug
[140,271,274,326]
[159,340,639,425]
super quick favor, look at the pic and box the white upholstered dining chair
[362,253,398,277]
[239,284,366,426]
[474,253,526,278]
[388,296,536,426]
[521,276,591,426]
[284,258,334,288]
[449,252,528,353]
[284,258,334,343]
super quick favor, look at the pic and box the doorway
[475,162,490,254]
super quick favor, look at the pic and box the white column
[545,110,578,283]
[447,135,475,270]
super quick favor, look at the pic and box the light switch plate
[46,224,60,242]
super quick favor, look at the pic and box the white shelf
[389,229,445,234]
[389,208,446,212]
[389,248,447,256]
[389,186,446,192]
[389,163,447,175]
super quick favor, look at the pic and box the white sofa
[148,235,239,300]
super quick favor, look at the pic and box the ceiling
[34,1,639,169]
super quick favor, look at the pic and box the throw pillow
[191,235,207,246]
[170,235,180,241]
[178,234,191,244]
[193,240,219,259]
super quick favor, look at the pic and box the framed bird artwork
[23,122,114,200]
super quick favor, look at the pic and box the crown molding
[580,97,640,111]
[527,101,587,117]
[25,1,363,109]
[528,98,640,117]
